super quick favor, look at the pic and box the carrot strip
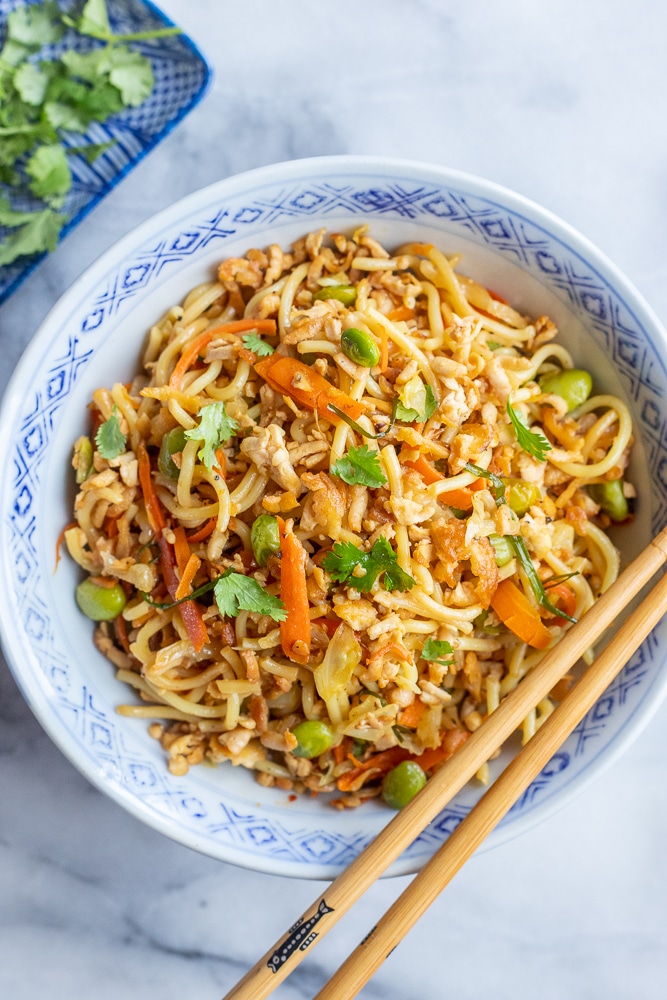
[401,452,444,486]
[336,747,409,792]
[277,516,311,665]
[169,319,277,389]
[172,525,191,577]
[254,355,365,422]
[55,520,77,572]
[114,615,131,654]
[367,642,410,665]
[175,553,201,601]
[186,518,217,543]
[333,736,353,767]
[543,582,577,625]
[386,306,415,322]
[490,579,552,649]
[137,443,208,652]
[412,729,470,772]
[214,447,227,480]
[397,699,426,728]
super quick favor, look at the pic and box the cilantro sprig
[421,637,454,666]
[183,402,239,473]
[242,332,274,357]
[395,381,437,424]
[322,536,415,593]
[95,404,126,459]
[143,568,286,622]
[331,444,387,488]
[0,1,181,267]
[506,398,552,462]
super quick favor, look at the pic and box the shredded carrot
[175,553,201,601]
[412,729,470,772]
[55,520,77,573]
[186,518,216,543]
[333,736,353,766]
[367,642,410,665]
[172,525,191,578]
[544,582,577,625]
[137,443,208,652]
[114,615,131,654]
[137,443,166,534]
[89,575,120,588]
[169,319,277,389]
[336,747,409,792]
[254,355,366,422]
[311,616,340,637]
[104,513,119,539]
[386,305,415,322]
[490,579,552,649]
[277,516,311,665]
[213,447,226,480]
[397,699,426,729]
[401,451,444,486]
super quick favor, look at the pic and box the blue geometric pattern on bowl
[0,0,211,305]
[2,160,667,878]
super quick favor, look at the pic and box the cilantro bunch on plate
[0,0,180,267]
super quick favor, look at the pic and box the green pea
[73,435,94,484]
[76,578,126,622]
[158,427,187,479]
[313,285,357,306]
[250,513,281,566]
[489,534,513,567]
[341,327,381,368]
[589,479,629,522]
[506,479,541,516]
[382,760,427,809]
[291,720,335,759]
[539,368,593,411]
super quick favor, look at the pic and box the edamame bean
[382,760,427,809]
[489,534,513,567]
[539,368,593,411]
[291,720,335,759]
[158,427,187,479]
[340,327,381,368]
[313,285,357,306]
[76,577,126,621]
[589,479,629,522]
[250,513,281,566]
[73,435,93,484]
[506,479,541,516]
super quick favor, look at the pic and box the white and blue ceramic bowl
[1,156,666,878]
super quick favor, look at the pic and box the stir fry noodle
[64,228,634,807]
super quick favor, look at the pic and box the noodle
[65,228,636,805]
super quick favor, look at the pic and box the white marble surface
[2,1,667,997]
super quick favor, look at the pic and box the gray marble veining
[2,1,667,997]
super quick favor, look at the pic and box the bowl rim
[2,153,667,877]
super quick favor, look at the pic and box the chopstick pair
[222,525,667,1000]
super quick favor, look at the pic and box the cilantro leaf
[322,536,415,593]
[6,2,63,48]
[0,208,64,266]
[60,47,114,83]
[25,144,71,205]
[67,140,117,164]
[183,402,239,472]
[331,444,387,488]
[95,406,127,460]
[108,49,154,107]
[13,62,49,105]
[213,569,287,622]
[74,0,112,40]
[506,399,552,462]
[421,637,454,666]
[242,332,274,357]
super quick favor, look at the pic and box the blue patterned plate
[2,156,666,878]
[0,0,211,305]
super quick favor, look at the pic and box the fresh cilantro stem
[509,535,578,624]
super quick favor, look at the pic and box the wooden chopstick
[222,525,667,1000]
[312,563,667,999]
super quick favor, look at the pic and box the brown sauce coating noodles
[65,227,635,807]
